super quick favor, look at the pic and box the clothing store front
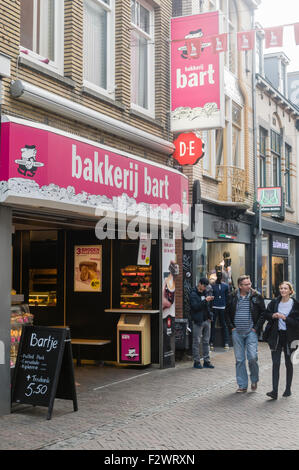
[0,116,188,415]
[193,213,253,288]
[261,231,297,299]
[183,207,253,347]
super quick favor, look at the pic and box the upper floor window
[271,129,281,187]
[220,0,237,74]
[259,127,267,187]
[131,0,155,116]
[20,0,64,73]
[285,144,292,206]
[232,102,242,167]
[83,0,115,97]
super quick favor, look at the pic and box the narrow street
[1,342,299,451]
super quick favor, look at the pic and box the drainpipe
[250,9,262,292]
[236,6,261,289]
[250,8,263,293]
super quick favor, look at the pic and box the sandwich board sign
[12,326,78,420]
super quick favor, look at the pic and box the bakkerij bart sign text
[0,116,188,227]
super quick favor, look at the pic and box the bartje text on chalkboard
[12,326,78,420]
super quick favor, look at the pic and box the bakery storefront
[0,116,188,414]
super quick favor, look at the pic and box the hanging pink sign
[170,11,224,133]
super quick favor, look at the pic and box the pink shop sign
[0,118,189,221]
[170,11,225,132]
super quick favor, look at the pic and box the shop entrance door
[272,256,288,297]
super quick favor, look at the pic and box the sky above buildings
[255,0,299,72]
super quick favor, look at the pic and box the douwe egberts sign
[170,12,225,133]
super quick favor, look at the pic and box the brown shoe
[236,388,247,393]
[251,382,258,391]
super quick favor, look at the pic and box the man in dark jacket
[190,278,214,369]
[225,275,265,393]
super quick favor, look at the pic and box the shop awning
[0,116,189,230]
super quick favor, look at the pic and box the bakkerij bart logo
[15,145,44,177]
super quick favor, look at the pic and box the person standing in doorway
[210,268,230,350]
[225,275,265,393]
[263,282,299,400]
[190,278,215,369]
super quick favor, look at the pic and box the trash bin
[174,318,190,351]
[117,314,151,365]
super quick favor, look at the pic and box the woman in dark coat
[263,281,299,400]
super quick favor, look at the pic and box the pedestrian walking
[210,269,230,350]
[190,278,215,369]
[225,275,265,393]
[263,281,299,400]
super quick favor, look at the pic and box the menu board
[74,245,102,292]
[12,326,78,420]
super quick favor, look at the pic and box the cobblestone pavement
[1,342,299,450]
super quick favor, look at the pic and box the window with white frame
[20,0,64,73]
[131,0,155,116]
[285,144,292,206]
[232,102,242,167]
[271,129,281,187]
[83,0,114,97]
[220,0,237,75]
[202,131,211,173]
[259,126,267,187]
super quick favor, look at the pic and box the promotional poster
[74,245,102,292]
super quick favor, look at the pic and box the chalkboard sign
[12,326,78,420]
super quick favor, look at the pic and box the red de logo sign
[173,133,204,166]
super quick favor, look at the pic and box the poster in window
[74,245,102,292]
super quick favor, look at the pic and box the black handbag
[262,321,273,342]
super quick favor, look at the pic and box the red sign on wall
[173,132,204,166]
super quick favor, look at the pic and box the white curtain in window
[131,31,148,109]
[39,0,55,60]
[20,0,55,61]
[84,0,107,89]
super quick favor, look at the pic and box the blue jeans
[232,330,259,389]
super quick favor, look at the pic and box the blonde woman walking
[263,282,299,399]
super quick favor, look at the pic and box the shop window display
[261,233,270,298]
[28,231,58,308]
[10,302,33,368]
[194,241,247,290]
[207,242,246,289]
[120,266,152,310]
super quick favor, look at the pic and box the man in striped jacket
[225,275,265,393]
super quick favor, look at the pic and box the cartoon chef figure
[178,28,211,59]
[15,145,44,177]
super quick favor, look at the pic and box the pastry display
[120,265,152,310]
[10,304,34,368]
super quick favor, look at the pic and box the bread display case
[120,265,152,310]
[29,268,57,307]
[10,303,34,368]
